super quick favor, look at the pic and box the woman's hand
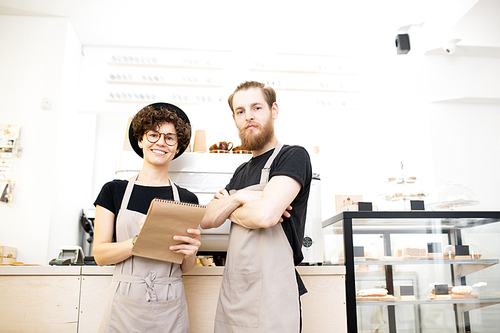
[138,216,146,233]
[172,228,202,273]
[170,228,201,257]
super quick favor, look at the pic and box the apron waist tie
[112,271,182,302]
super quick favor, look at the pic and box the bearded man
[201,81,312,333]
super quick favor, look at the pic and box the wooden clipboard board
[131,198,206,264]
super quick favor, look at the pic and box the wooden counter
[0,265,346,332]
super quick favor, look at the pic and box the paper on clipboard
[131,198,206,264]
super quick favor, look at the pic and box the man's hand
[228,176,301,229]
[233,188,263,206]
[279,205,293,222]
[230,189,291,222]
[200,188,249,230]
[212,188,230,201]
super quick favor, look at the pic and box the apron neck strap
[259,141,284,185]
[170,178,180,202]
[121,175,180,210]
[121,174,139,210]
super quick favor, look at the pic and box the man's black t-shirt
[94,179,199,241]
[225,144,312,295]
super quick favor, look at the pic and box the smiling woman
[92,102,201,333]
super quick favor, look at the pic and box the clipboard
[131,198,206,264]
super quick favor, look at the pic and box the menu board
[0,162,12,180]
[0,181,14,204]
[0,124,20,205]
[0,125,21,159]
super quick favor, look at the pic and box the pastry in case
[443,245,456,260]
[428,285,477,299]
[356,288,396,301]
[394,247,427,259]
[402,247,426,257]
[452,285,473,295]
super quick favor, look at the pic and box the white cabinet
[0,265,346,332]
[0,266,81,333]
[78,273,113,333]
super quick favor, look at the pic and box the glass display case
[322,211,500,333]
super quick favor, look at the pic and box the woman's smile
[151,149,167,155]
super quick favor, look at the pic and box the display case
[322,211,500,333]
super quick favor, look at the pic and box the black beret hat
[128,102,190,160]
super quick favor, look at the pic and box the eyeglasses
[145,131,178,146]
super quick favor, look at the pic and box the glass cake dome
[427,181,479,210]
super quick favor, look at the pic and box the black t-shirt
[94,179,199,241]
[225,144,312,295]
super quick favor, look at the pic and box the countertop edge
[0,265,345,276]
[0,266,82,275]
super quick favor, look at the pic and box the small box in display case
[455,245,470,260]
[431,284,452,299]
[427,242,443,259]
[358,202,373,211]
[399,286,416,300]
[354,246,365,261]
[410,200,425,210]
[435,284,449,295]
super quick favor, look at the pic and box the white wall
[327,53,500,213]
[428,102,500,209]
[81,46,500,221]
[0,15,96,264]
[420,55,500,210]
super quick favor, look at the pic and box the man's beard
[239,117,274,151]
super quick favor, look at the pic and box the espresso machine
[301,173,324,264]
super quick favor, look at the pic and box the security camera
[442,39,461,55]
[443,43,455,54]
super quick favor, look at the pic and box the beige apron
[214,142,300,333]
[99,175,190,333]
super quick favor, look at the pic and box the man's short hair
[228,81,276,113]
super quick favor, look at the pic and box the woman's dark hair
[131,104,191,153]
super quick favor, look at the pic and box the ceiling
[0,0,499,57]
